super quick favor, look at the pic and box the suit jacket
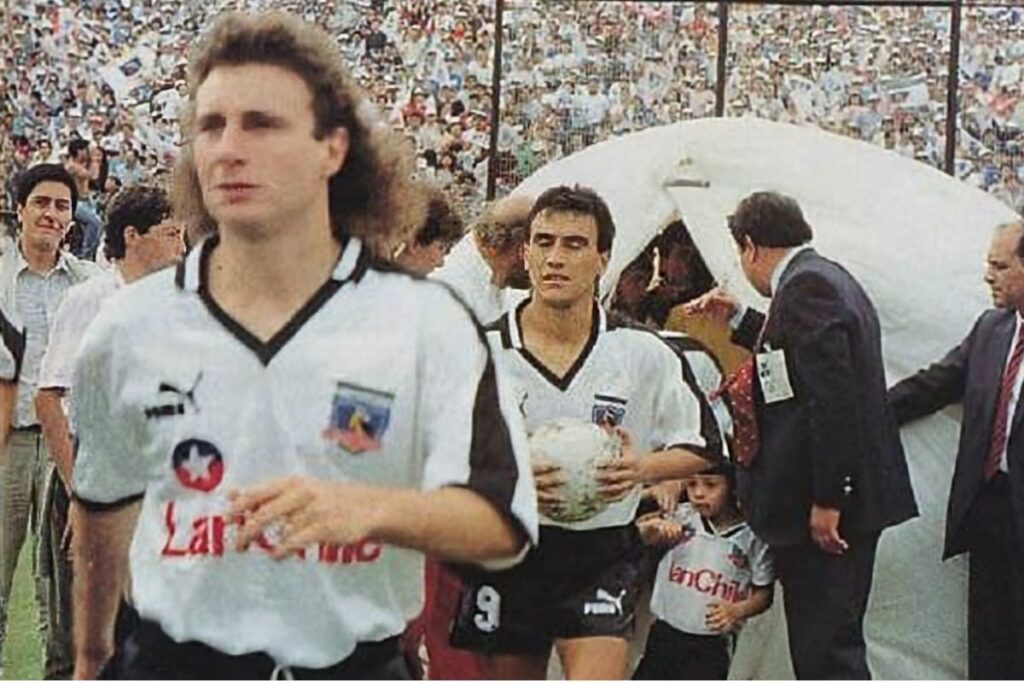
[888,307,1024,559]
[732,248,918,547]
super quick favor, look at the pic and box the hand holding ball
[528,418,625,523]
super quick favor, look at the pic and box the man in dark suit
[691,191,917,679]
[888,219,1024,679]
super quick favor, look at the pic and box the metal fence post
[486,0,505,201]
[945,0,962,177]
[716,1,728,118]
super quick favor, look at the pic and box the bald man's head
[985,220,1024,312]
[474,195,534,249]
[474,195,534,288]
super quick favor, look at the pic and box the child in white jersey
[634,461,773,680]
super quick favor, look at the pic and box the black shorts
[633,620,731,680]
[107,616,413,680]
[451,523,644,655]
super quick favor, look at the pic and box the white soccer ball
[528,418,622,524]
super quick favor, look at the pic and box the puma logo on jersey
[583,588,626,616]
[145,372,203,419]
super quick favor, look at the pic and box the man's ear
[324,127,350,178]
[742,235,757,261]
[123,225,139,247]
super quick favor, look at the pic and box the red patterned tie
[715,359,759,466]
[714,314,770,467]
[985,323,1024,480]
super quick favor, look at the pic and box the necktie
[984,323,1024,480]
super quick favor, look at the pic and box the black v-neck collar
[701,514,745,538]
[511,298,603,392]
[177,234,366,366]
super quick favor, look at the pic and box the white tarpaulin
[446,117,1018,678]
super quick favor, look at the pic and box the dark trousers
[966,472,1024,680]
[773,532,880,680]
[109,617,413,680]
[633,619,731,680]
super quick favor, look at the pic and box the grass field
[2,541,43,680]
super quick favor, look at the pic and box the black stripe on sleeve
[71,491,144,512]
[173,257,186,289]
[0,305,26,382]
[460,356,529,545]
[417,278,529,543]
[674,348,724,463]
[605,314,724,463]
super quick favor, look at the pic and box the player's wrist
[361,486,420,543]
[634,454,657,485]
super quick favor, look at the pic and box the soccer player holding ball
[451,185,719,679]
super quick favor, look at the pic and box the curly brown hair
[415,184,464,247]
[172,11,424,252]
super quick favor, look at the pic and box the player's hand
[809,504,848,555]
[229,477,380,559]
[705,601,743,633]
[531,459,565,516]
[596,428,641,501]
[681,286,739,322]
[645,480,683,514]
[635,512,683,546]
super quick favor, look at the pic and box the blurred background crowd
[2,0,1024,233]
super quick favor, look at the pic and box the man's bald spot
[996,219,1024,237]
[993,220,1024,264]
[489,194,534,228]
[474,194,535,251]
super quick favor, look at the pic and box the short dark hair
[728,191,813,248]
[16,163,78,213]
[104,186,173,259]
[526,185,616,253]
[414,188,464,247]
[67,138,89,159]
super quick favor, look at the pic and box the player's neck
[206,218,341,341]
[710,506,743,529]
[522,295,594,346]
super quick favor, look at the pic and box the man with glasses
[0,163,101,679]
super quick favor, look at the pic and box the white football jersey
[488,302,712,531]
[71,237,539,668]
[650,503,773,636]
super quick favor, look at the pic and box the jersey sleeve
[748,534,775,587]
[70,308,149,508]
[648,341,708,455]
[415,285,539,553]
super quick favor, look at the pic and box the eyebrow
[28,195,71,205]
[195,110,289,129]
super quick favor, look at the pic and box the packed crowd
[4,1,1024,230]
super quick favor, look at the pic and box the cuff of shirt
[729,306,749,330]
